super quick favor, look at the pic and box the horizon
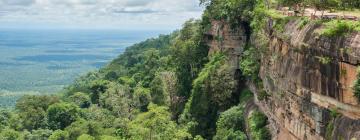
[0,0,204,30]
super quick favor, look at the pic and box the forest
[0,0,359,140]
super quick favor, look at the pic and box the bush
[0,129,21,140]
[47,103,80,130]
[321,20,360,37]
[298,17,310,30]
[240,46,261,80]
[48,130,69,140]
[77,134,95,140]
[248,111,271,140]
[316,56,332,65]
[213,105,246,140]
[68,92,91,108]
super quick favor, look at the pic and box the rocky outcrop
[205,18,360,140]
[204,20,247,71]
[256,19,360,140]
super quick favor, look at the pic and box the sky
[0,0,204,30]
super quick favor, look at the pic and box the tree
[213,106,246,140]
[171,19,209,118]
[0,129,21,140]
[306,0,339,16]
[99,82,132,118]
[68,92,91,108]
[134,86,151,112]
[77,134,95,140]
[89,79,110,104]
[128,104,191,140]
[180,54,237,138]
[15,95,59,130]
[26,129,53,140]
[150,73,170,106]
[47,103,80,130]
[48,130,69,140]
[0,110,12,131]
[65,119,102,140]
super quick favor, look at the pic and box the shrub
[248,111,271,140]
[213,105,247,140]
[321,20,360,37]
[316,56,332,64]
[48,130,69,140]
[0,129,21,140]
[298,17,310,30]
[47,103,80,130]
[240,46,261,80]
[77,134,95,140]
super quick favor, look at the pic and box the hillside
[1,0,360,140]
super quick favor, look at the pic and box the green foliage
[171,19,209,117]
[26,129,53,140]
[68,92,91,108]
[248,111,271,140]
[77,134,95,140]
[150,74,169,106]
[273,16,295,33]
[213,105,247,140]
[325,121,334,140]
[16,95,60,130]
[353,67,360,102]
[306,0,339,11]
[98,83,132,118]
[128,104,191,140]
[316,56,332,64]
[65,119,102,139]
[0,129,21,140]
[240,46,261,80]
[48,130,69,140]
[134,86,151,112]
[321,20,360,37]
[330,108,340,118]
[202,0,256,26]
[239,88,254,104]
[47,102,80,130]
[181,53,238,138]
[89,79,110,104]
[258,90,270,101]
[298,17,310,30]
[0,109,13,131]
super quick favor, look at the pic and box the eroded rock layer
[206,18,360,140]
[257,19,360,140]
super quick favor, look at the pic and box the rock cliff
[205,18,360,140]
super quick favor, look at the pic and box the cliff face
[206,18,360,140]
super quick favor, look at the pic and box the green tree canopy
[47,103,80,130]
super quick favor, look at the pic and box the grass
[297,17,310,30]
[321,20,360,37]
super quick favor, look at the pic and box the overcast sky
[0,0,204,30]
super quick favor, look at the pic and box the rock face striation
[205,18,360,140]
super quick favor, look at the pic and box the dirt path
[279,7,359,20]
[243,98,258,140]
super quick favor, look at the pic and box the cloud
[0,0,35,6]
[0,0,204,29]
